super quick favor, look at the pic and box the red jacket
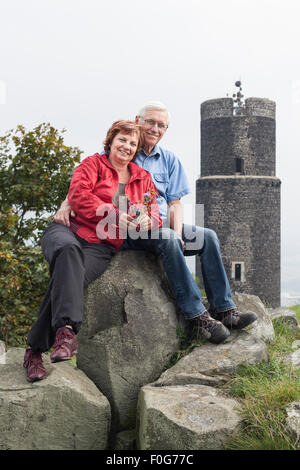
[68,153,162,249]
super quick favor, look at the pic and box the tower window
[235,158,244,173]
[235,264,241,281]
[231,261,245,282]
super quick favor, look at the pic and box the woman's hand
[53,199,76,227]
[118,212,137,232]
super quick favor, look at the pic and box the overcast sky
[1,0,299,295]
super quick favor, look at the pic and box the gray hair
[138,101,171,125]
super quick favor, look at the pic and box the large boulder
[232,292,275,343]
[77,250,180,435]
[0,348,110,450]
[156,330,269,386]
[137,384,243,450]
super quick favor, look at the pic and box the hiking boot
[50,326,78,363]
[191,310,230,344]
[209,308,258,330]
[23,348,47,382]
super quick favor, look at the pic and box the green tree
[0,123,82,348]
[0,123,82,245]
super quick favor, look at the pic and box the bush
[0,123,82,349]
[0,245,49,348]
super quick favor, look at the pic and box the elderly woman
[24,120,161,382]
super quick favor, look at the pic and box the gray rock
[271,308,300,331]
[285,402,300,442]
[281,349,300,369]
[0,348,110,450]
[157,330,268,384]
[155,371,229,387]
[77,250,180,434]
[292,341,300,351]
[232,292,275,343]
[137,384,243,450]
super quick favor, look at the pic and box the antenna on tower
[232,79,245,115]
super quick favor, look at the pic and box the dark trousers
[27,222,115,352]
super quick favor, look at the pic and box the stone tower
[196,96,281,307]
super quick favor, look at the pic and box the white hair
[138,101,171,125]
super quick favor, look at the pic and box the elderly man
[55,102,257,344]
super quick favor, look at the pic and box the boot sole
[26,374,47,382]
[209,328,231,344]
[50,349,78,363]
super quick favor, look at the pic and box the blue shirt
[134,145,191,220]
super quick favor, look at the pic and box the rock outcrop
[77,250,181,435]
[232,292,275,342]
[0,348,110,450]
[137,384,243,450]
[155,330,268,387]
[1,259,298,451]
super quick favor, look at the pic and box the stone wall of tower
[196,97,281,308]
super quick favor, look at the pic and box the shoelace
[221,309,239,328]
[25,351,43,367]
[196,312,219,333]
[54,330,74,348]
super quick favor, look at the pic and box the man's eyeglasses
[139,117,168,130]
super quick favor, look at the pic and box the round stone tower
[196,97,281,308]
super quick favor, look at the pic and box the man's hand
[168,199,185,250]
[136,213,153,232]
[53,198,75,227]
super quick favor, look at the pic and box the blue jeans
[122,225,236,320]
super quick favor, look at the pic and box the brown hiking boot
[23,348,47,382]
[209,308,258,330]
[190,310,230,344]
[50,326,78,363]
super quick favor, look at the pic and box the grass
[163,324,206,371]
[290,304,300,323]
[222,315,300,450]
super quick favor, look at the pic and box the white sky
[0,0,299,293]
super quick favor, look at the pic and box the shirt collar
[98,153,148,181]
[141,144,161,159]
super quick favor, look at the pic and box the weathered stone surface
[77,250,180,434]
[0,341,5,365]
[270,308,300,334]
[292,341,300,351]
[155,371,228,387]
[137,384,243,450]
[282,349,300,369]
[0,348,110,450]
[232,292,275,342]
[156,330,268,385]
[285,402,300,441]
